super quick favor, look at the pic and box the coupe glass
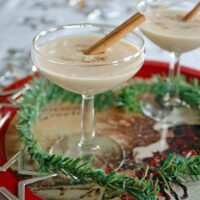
[138,0,200,121]
[31,24,145,170]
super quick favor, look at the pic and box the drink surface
[140,9,200,53]
[33,35,144,95]
[38,35,138,64]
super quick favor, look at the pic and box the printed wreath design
[17,76,200,200]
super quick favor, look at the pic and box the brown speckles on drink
[75,44,87,52]
[82,53,106,63]
[61,56,74,62]
[155,21,169,29]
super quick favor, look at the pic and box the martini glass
[31,24,145,170]
[138,0,200,121]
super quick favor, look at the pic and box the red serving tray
[0,61,200,200]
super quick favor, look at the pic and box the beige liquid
[140,9,200,53]
[33,35,144,95]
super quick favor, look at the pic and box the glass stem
[79,94,97,153]
[169,52,181,96]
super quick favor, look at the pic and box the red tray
[0,61,200,200]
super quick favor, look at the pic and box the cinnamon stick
[84,12,145,55]
[183,2,200,22]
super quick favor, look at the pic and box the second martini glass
[31,24,145,170]
[138,0,200,120]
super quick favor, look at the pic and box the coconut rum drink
[33,35,144,95]
[32,24,145,169]
[140,9,200,53]
[138,0,200,121]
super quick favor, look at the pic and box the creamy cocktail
[140,9,200,53]
[32,24,145,169]
[138,0,200,121]
[33,35,144,95]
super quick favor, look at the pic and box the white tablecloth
[0,0,199,86]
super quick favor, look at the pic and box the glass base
[140,92,190,122]
[49,134,125,171]
[140,93,172,121]
[162,93,182,107]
